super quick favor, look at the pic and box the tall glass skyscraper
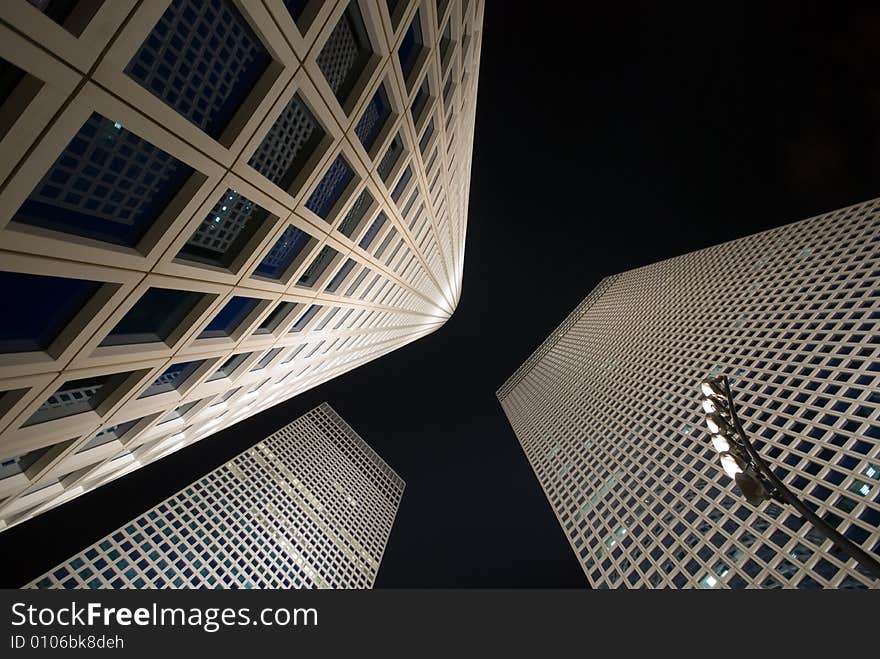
[0,0,482,531]
[24,403,404,589]
[498,199,880,589]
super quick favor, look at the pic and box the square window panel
[206,352,251,382]
[410,76,430,124]
[100,288,205,347]
[325,258,356,293]
[289,304,321,333]
[77,418,142,453]
[248,94,325,191]
[199,296,260,339]
[354,84,391,152]
[304,156,354,220]
[398,11,424,82]
[254,225,311,280]
[24,373,129,427]
[0,271,102,354]
[14,114,194,248]
[177,189,269,269]
[358,212,386,249]
[139,360,204,398]
[336,190,373,238]
[254,302,297,334]
[316,1,373,107]
[377,134,403,182]
[124,0,272,139]
[298,246,339,288]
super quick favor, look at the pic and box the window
[249,94,326,192]
[377,134,403,182]
[325,259,356,293]
[124,0,271,139]
[410,77,430,124]
[139,361,204,398]
[251,348,282,371]
[316,1,373,107]
[397,11,424,83]
[337,190,374,238]
[101,288,204,347]
[358,213,386,249]
[255,302,298,335]
[14,114,193,247]
[391,166,412,203]
[254,225,311,280]
[178,190,269,270]
[206,353,251,382]
[305,156,354,220]
[24,374,129,426]
[0,271,102,354]
[289,305,322,333]
[78,419,142,452]
[199,297,261,339]
[354,85,391,151]
[298,246,339,288]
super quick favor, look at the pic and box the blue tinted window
[124,0,271,139]
[140,361,203,398]
[254,225,311,279]
[354,85,391,151]
[255,302,297,334]
[359,213,386,249]
[101,288,204,347]
[289,305,321,332]
[305,156,354,219]
[391,166,412,203]
[199,297,260,338]
[178,190,269,269]
[398,11,423,81]
[0,271,101,353]
[326,258,356,293]
[14,114,193,247]
[410,76,430,123]
[206,352,250,381]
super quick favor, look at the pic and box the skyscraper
[0,0,482,530]
[498,199,880,589]
[24,403,404,589]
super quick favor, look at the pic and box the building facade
[0,0,481,530]
[498,199,880,589]
[25,403,404,589]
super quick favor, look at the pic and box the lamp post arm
[721,377,880,581]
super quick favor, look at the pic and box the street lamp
[699,374,880,580]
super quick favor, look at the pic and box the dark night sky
[3,3,880,588]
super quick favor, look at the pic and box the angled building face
[25,403,404,589]
[0,0,482,530]
[498,200,880,589]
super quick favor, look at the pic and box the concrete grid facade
[498,199,880,589]
[25,403,404,589]
[0,0,481,531]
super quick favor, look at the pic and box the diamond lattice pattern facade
[0,0,481,531]
[25,403,404,589]
[498,200,880,589]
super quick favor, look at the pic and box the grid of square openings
[13,114,193,247]
[25,404,403,589]
[316,1,374,108]
[498,200,880,589]
[124,0,272,139]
